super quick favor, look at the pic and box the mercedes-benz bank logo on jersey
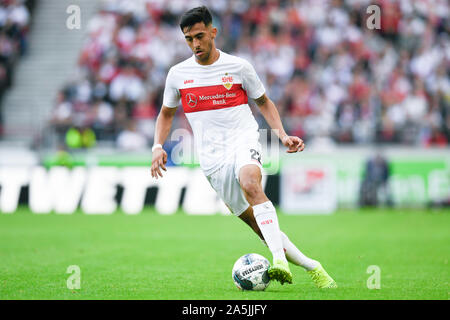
[186,93,197,108]
[199,92,237,101]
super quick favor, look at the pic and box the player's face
[183,22,217,63]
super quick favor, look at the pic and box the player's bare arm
[254,93,305,153]
[151,106,177,179]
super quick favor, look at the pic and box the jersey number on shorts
[250,149,261,164]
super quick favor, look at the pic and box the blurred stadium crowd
[49,0,449,150]
[0,0,34,136]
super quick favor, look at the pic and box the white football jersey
[163,50,266,175]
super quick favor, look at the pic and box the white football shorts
[205,141,263,216]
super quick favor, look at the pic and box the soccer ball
[232,253,271,291]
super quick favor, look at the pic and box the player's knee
[240,179,262,199]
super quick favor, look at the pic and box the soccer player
[150,6,336,288]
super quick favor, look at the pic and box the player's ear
[211,26,217,39]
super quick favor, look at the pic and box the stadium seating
[0,0,35,137]
[50,0,449,150]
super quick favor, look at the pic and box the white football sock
[253,201,287,263]
[280,231,319,271]
[260,231,319,271]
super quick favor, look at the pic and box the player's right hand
[151,148,168,179]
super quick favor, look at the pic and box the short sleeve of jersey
[241,60,265,100]
[162,67,180,108]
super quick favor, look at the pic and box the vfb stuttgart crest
[222,73,233,90]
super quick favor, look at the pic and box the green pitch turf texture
[0,207,448,300]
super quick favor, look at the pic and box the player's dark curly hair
[179,6,212,32]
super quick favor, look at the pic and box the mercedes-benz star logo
[186,93,197,108]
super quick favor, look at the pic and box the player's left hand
[281,135,305,153]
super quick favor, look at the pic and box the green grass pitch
[0,207,448,300]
